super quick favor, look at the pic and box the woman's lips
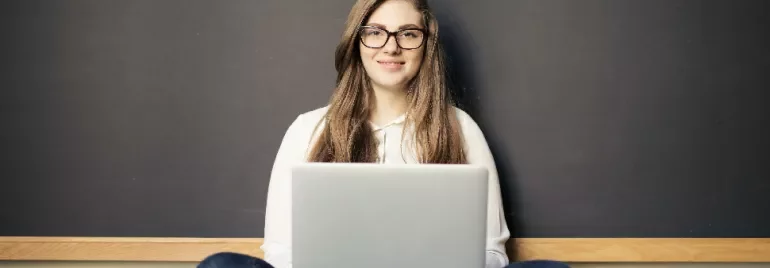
[378,60,405,71]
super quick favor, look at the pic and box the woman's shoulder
[294,105,329,127]
[275,106,329,159]
[282,105,329,141]
[451,106,478,130]
[451,106,488,142]
[451,107,496,166]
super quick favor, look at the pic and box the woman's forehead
[365,1,423,30]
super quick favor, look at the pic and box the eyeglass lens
[360,28,424,49]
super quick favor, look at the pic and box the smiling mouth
[377,61,405,66]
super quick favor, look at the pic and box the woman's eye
[399,30,420,38]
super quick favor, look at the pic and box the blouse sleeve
[261,114,309,268]
[458,110,511,268]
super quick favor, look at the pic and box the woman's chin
[371,78,410,91]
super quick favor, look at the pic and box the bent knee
[198,252,263,268]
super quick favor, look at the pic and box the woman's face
[359,0,425,91]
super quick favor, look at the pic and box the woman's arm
[261,114,308,268]
[457,109,511,268]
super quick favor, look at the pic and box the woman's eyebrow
[364,23,386,28]
[364,23,423,30]
[398,24,422,30]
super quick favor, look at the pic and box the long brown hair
[307,0,466,164]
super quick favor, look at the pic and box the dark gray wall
[1,0,768,238]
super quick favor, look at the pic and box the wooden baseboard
[1,237,769,262]
[512,238,770,262]
[0,237,263,262]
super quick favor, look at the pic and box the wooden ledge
[0,237,263,262]
[512,238,770,262]
[1,237,769,262]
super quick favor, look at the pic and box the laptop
[291,163,489,268]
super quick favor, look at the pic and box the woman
[199,0,568,267]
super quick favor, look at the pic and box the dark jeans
[197,252,570,268]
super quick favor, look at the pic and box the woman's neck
[369,84,408,127]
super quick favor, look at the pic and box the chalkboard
[1,0,768,238]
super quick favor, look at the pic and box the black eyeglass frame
[357,26,428,50]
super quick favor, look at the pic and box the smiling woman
[197,0,568,267]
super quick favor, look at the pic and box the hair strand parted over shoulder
[308,0,467,164]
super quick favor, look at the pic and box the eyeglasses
[358,26,427,50]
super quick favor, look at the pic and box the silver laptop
[291,163,488,268]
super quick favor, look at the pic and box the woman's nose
[381,35,401,54]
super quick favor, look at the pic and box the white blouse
[261,106,511,268]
